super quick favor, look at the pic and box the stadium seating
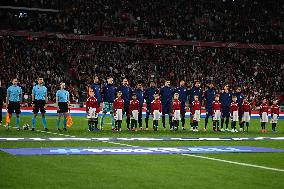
[0,36,283,104]
[1,0,283,43]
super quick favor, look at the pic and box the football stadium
[0,0,284,188]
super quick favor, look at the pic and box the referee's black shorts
[58,102,68,113]
[8,101,21,114]
[33,100,46,114]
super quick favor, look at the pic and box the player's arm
[19,88,23,103]
[95,99,100,113]
[150,101,154,115]
[31,87,35,107]
[55,91,59,108]
[122,100,125,112]
[67,92,70,106]
[45,87,48,104]
[113,100,116,115]
[190,102,194,114]
[5,95,8,109]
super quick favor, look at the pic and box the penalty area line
[181,153,284,172]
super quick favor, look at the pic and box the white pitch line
[32,129,284,173]
[102,141,139,147]
[181,154,284,172]
[106,140,284,173]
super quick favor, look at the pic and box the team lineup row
[2,77,281,133]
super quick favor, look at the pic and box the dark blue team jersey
[118,85,132,103]
[220,91,232,107]
[204,88,216,108]
[175,86,188,104]
[102,84,116,103]
[90,83,101,102]
[189,86,202,103]
[160,86,173,105]
[144,87,157,105]
[135,89,144,106]
[233,92,244,107]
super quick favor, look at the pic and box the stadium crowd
[0,36,283,106]
[1,0,283,44]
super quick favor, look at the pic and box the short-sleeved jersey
[32,85,47,100]
[7,85,22,102]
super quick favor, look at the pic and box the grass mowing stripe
[107,140,284,173]
[36,129,75,138]
[181,153,284,172]
[18,121,284,173]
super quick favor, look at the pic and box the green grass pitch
[0,115,283,189]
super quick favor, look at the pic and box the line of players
[88,76,280,132]
[3,76,280,132]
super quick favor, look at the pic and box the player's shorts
[124,101,130,116]
[173,110,181,121]
[260,112,268,123]
[206,106,213,117]
[231,111,239,122]
[114,109,123,121]
[181,103,186,116]
[242,112,250,122]
[146,104,151,116]
[192,110,201,122]
[153,110,160,120]
[222,106,230,118]
[131,110,139,121]
[33,100,46,114]
[271,113,278,124]
[238,109,243,117]
[57,102,68,113]
[87,108,98,119]
[213,110,221,121]
[102,102,113,113]
[8,101,21,114]
[162,104,171,115]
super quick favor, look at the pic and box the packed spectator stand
[0,0,283,106]
[1,0,283,44]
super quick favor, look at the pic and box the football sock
[32,117,36,128]
[63,118,67,128]
[16,117,20,128]
[57,118,60,129]
[42,116,47,129]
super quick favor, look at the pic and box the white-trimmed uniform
[271,114,278,123]
[87,108,98,119]
[173,110,181,121]
[114,109,123,121]
[213,110,221,121]
[193,110,201,122]
[230,102,239,122]
[153,110,161,120]
[260,112,269,123]
[242,112,250,122]
[131,110,139,121]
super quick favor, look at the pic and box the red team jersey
[241,101,251,114]
[151,99,162,114]
[191,100,201,114]
[230,101,239,114]
[212,101,222,112]
[271,105,280,116]
[259,103,269,115]
[129,100,140,114]
[171,99,181,113]
[113,97,124,112]
[86,96,100,113]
